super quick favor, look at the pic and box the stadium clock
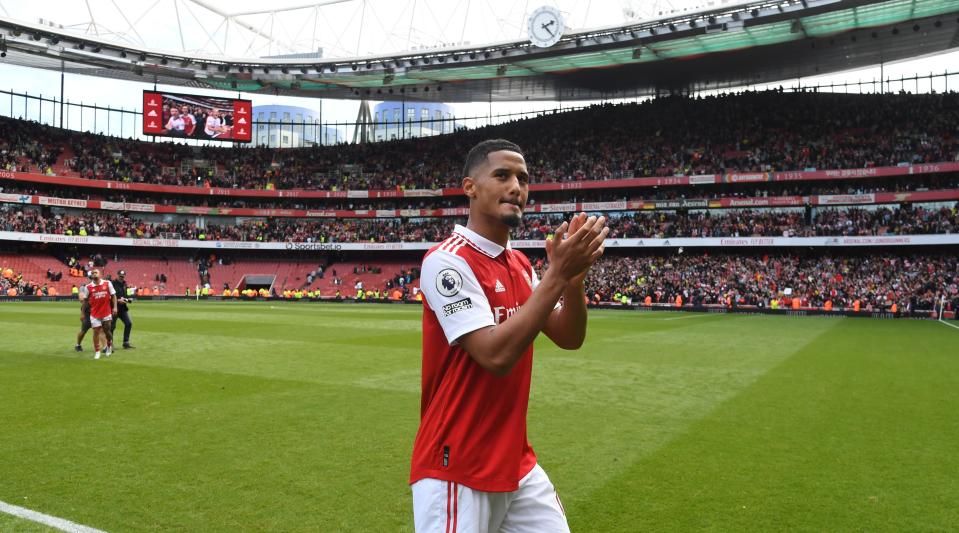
[528,6,565,48]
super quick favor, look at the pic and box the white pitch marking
[0,500,108,533]
[661,314,713,321]
[938,320,959,331]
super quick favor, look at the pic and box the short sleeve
[421,251,495,345]
[107,281,116,295]
[78,285,88,299]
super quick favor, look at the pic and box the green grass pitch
[1,301,957,532]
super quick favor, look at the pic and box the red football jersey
[85,280,116,319]
[183,114,196,136]
[410,225,543,492]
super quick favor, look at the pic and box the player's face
[90,269,100,282]
[465,150,529,228]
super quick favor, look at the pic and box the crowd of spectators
[3,90,958,191]
[0,205,454,242]
[812,205,959,236]
[0,181,465,212]
[3,203,957,242]
[579,251,959,314]
[7,246,954,315]
[1,250,120,297]
[3,172,959,215]
[518,204,959,239]
[0,128,61,176]
[0,266,56,296]
[3,90,957,308]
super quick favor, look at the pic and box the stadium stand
[3,173,959,213]
[0,90,956,316]
[0,245,423,298]
[3,204,957,241]
[2,91,958,191]
[3,244,956,316]
[577,251,959,315]
[0,252,68,295]
[0,251,191,296]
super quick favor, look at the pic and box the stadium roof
[1,0,958,101]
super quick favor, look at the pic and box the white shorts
[90,315,112,328]
[411,463,569,533]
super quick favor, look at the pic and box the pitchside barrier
[3,294,953,320]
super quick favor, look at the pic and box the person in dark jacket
[110,270,135,349]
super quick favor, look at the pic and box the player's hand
[563,213,595,286]
[112,307,118,315]
[544,212,608,283]
[566,211,587,236]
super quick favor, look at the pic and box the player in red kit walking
[82,269,117,360]
[410,139,608,532]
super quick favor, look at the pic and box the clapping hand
[544,212,608,286]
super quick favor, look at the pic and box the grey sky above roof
[0,0,753,59]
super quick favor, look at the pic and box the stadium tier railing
[3,164,959,220]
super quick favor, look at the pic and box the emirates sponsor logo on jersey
[494,279,506,293]
[442,298,473,317]
[493,305,521,325]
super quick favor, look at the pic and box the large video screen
[143,91,252,142]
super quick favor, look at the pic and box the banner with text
[2,231,957,251]
[4,161,959,199]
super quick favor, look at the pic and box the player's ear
[462,176,477,200]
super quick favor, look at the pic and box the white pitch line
[938,320,959,331]
[0,500,107,533]
[661,314,714,321]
